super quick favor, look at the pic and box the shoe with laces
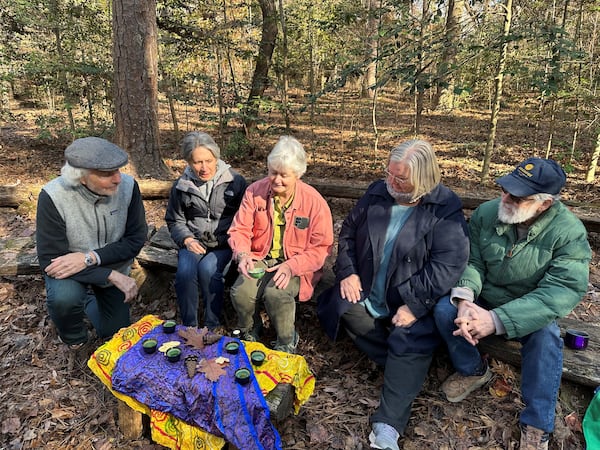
[368,422,399,450]
[241,329,258,342]
[520,425,549,450]
[441,367,492,402]
[273,331,299,354]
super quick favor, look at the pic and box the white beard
[497,200,539,224]
[386,180,416,204]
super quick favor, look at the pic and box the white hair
[267,136,307,178]
[60,162,89,187]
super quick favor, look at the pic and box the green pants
[230,259,299,347]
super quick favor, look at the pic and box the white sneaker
[369,422,400,450]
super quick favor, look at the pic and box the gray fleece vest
[42,174,135,274]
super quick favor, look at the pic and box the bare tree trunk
[586,129,600,182]
[215,45,226,135]
[545,0,569,158]
[432,0,463,111]
[361,0,378,99]
[222,0,240,104]
[308,3,316,132]
[570,0,585,163]
[113,0,168,179]
[49,0,76,133]
[481,0,513,183]
[243,0,278,135]
[278,0,290,131]
[414,0,430,135]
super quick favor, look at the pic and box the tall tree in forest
[243,0,278,134]
[481,0,512,183]
[361,0,379,99]
[432,0,464,111]
[587,128,600,182]
[278,0,290,131]
[113,0,168,178]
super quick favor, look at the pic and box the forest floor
[1,92,600,449]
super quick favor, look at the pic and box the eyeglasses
[384,169,410,185]
[501,187,537,204]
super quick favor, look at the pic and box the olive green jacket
[457,198,591,339]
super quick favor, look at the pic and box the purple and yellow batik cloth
[88,315,316,450]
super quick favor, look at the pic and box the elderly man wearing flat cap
[433,157,591,450]
[36,137,147,354]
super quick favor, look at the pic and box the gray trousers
[231,258,300,346]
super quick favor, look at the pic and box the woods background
[0,0,599,189]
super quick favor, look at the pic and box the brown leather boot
[519,425,549,450]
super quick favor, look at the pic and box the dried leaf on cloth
[178,327,223,350]
[197,357,229,382]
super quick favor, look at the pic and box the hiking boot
[209,326,228,337]
[441,367,492,402]
[59,337,92,371]
[273,331,299,354]
[241,329,258,342]
[520,425,549,450]
[368,422,400,450]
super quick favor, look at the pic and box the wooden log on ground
[0,236,39,276]
[3,179,599,233]
[478,317,600,387]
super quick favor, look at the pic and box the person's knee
[46,287,85,316]
[231,281,256,312]
[433,296,456,326]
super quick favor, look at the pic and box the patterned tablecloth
[88,314,316,450]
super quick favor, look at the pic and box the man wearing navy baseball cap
[433,157,591,449]
[36,137,147,367]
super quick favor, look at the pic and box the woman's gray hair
[60,162,89,187]
[267,136,307,178]
[180,131,221,162]
[388,139,441,200]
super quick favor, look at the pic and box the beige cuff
[450,286,475,307]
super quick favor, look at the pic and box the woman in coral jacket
[228,136,334,354]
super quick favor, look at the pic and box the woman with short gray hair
[165,131,246,330]
[228,135,334,353]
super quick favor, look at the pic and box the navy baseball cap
[496,157,566,197]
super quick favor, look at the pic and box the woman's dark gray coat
[317,180,469,354]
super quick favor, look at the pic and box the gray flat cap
[65,137,128,171]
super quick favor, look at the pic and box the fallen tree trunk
[2,179,600,233]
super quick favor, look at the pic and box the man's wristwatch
[84,252,95,267]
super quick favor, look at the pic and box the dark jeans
[174,247,232,328]
[341,302,433,435]
[44,275,130,344]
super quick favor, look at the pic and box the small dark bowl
[225,341,240,355]
[166,347,181,362]
[163,320,177,334]
[142,338,158,354]
[235,368,251,385]
[250,350,266,366]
